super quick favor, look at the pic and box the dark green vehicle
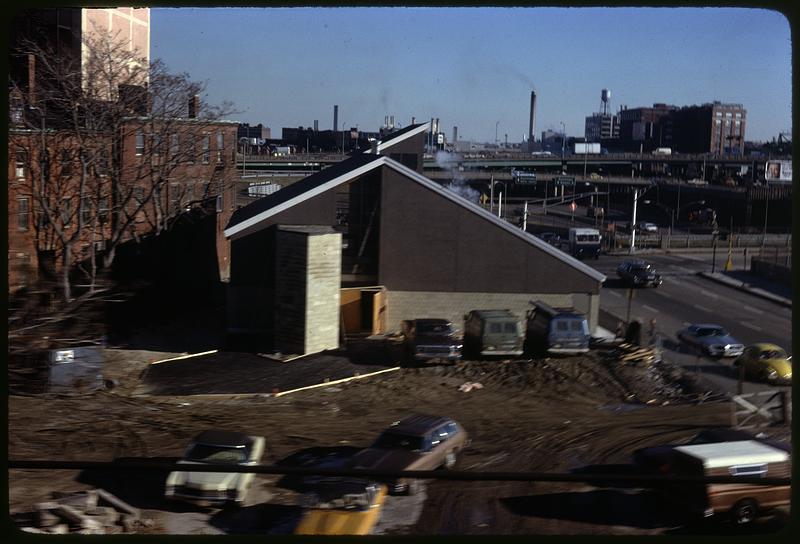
[463,310,524,359]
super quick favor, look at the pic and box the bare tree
[9,25,238,302]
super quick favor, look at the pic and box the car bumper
[706,347,744,357]
[548,347,590,355]
[413,352,461,361]
[480,349,524,357]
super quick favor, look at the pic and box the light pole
[762,187,770,248]
[495,121,500,145]
[560,122,566,159]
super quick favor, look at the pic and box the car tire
[406,480,421,496]
[731,498,758,525]
[443,451,457,470]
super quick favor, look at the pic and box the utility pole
[522,200,528,231]
[629,187,639,254]
[762,186,770,248]
[490,174,494,214]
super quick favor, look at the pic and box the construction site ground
[8,345,790,535]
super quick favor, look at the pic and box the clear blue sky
[151,7,791,143]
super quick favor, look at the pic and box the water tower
[600,89,611,115]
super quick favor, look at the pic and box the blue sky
[151,7,791,143]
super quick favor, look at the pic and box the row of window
[715,111,743,118]
[135,130,228,165]
[17,183,219,230]
[13,149,110,180]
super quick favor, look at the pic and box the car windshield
[373,432,423,451]
[760,349,787,360]
[417,323,452,335]
[697,327,728,337]
[576,234,599,242]
[186,444,248,464]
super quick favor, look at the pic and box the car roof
[386,414,456,436]
[750,343,784,352]
[414,318,452,326]
[193,430,254,448]
[470,310,518,319]
[675,440,789,468]
[623,259,648,265]
[691,323,723,329]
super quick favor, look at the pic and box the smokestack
[528,89,537,143]
[435,118,440,134]
[453,126,458,144]
[333,105,338,131]
[385,115,389,127]
[390,115,394,127]
[314,120,318,132]
[411,116,416,124]
[188,94,200,118]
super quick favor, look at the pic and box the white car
[165,430,265,507]
[638,222,658,233]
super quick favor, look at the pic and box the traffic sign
[554,176,575,186]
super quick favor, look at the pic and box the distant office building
[540,129,566,154]
[238,123,271,140]
[584,113,619,143]
[671,102,746,155]
[616,103,677,152]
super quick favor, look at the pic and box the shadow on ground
[209,503,303,535]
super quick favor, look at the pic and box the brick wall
[385,291,600,334]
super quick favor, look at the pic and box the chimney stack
[528,89,537,143]
[411,116,416,124]
[390,115,394,127]
[333,105,338,131]
[453,126,458,144]
[188,94,200,118]
[314,119,318,132]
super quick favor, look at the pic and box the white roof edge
[383,158,607,284]
[224,157,387,240]
[675,440,789,468]
[363,122,430,154]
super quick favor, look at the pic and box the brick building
[671,102,746,155]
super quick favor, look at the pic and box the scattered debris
[21,489,151,534]
[458,381,484,393]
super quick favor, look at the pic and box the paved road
[589,251,792,399]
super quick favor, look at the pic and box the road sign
[554,176,575,186]
[512,169,537,184]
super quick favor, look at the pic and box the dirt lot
[8,346,790,535]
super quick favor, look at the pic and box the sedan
[677,324,744,358]
[733,344,792,385]
[638,222,658,233]
[537,232,561,246]
[165,430,265,507]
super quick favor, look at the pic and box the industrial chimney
[188,94,200,118]
[528,89,537,143]
[453,126,458,144]
[333,105,339,131]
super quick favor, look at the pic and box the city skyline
[151,7,789,142]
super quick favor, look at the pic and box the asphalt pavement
[588,251,792,399]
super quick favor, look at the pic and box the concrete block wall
[385,291,599,334]
[305,233,342,353]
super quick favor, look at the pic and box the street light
[560,122,566,159]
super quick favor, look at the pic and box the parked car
[525,300,590,355]
[661,441,791,525]
[537,232,561,246]
[165,430,265,507]
[463,310,524,358]
[616,259,662,287]
[350,415,469,495]
[294,478,387,535]
[677,324,744,357]
[638,222,658,233]
[632,428,791,474]
[401,319,462,363]
[733,344,792,385]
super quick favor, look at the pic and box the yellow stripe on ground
[149,349,219,365]
[274,367,401,398]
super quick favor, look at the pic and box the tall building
[671,102,746,155]
[617,103,677,152]
[584,113,619,143]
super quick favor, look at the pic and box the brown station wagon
[350,415,469,495]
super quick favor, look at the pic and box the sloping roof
[226,153,383,238]
[358,123,429,155]
[224,155,606,283]
[675,440,789,468]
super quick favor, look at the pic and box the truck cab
[568,228,601,259]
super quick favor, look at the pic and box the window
[715,112,722,117]
[61,198,72,226]
[153,134,164,156]
[504,322,517,334]
[729,464,767,477]
[715,120,721,126]
[725,112,732,118]
[170,133,180,162]
[61,150,73,176]
[735,112,742,118]
[735,120,741,126]
[135,130,144,155]
[17,198,29,230]
[15,151,27,179]
[489,322,502,334]
[202,135,210,164]
[133,187,145,204]
[556,321,569,331]
[216,131,224,163]
[81,197,92,224]
[186,133,196,164]
[98,198,109,223]
[96,149,109,176]
[215,194,223,213]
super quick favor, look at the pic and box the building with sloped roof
[224,123,605,353]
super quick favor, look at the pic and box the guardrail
[609,233,791,250]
